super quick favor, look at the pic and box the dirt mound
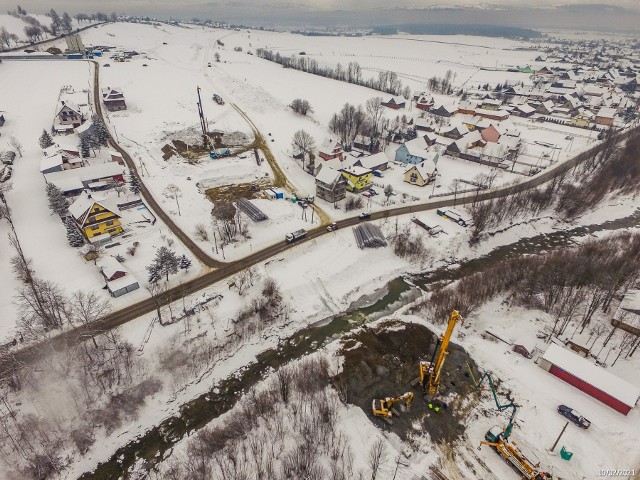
[335,319,479,444]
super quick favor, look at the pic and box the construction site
[336,313,564,480]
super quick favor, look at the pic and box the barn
[538,343,640,415]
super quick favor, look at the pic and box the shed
[270,188,284,199]
[538,343,640,415]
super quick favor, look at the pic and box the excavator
[419,310,463,397]
[468,365,559,480]
[372,392,414,424]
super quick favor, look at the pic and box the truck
[285,229,307,243]
[436,208,471,227]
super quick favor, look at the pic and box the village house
[340,165,372,193]
[355,152,389,171]
[394,137,434,165]
[415,117,436,132]
[55,101,84,128]
[611,289,640,337]
[512,104,536,117]
[415,94,434,111]
[430,104,455,118]
[456,100,477,116]
[110,150,126,165]
[44,163,125,196]
[403,156,439,187]
[101,86,127,111]
[68,192,124,240]
[474,108,510,121]
[318,139,345,161]
[595,107,616,126]
[440,124,470,140]
[381,95,406,109]
[96,256,140,298]
[353,134,380,153]
[315,166,346,203]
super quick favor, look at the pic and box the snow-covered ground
[0,13,98,48]
[0,60,202,343]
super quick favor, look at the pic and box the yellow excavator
[372,392,414,424]
[419,310,463,396]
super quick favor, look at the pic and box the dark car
[327,222,338,232]
[557,405,590,429]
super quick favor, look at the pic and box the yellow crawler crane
[419,310,463,396]
[480,427,559,480]
[372,392,414,424]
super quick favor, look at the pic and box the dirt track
[336,320,481,444]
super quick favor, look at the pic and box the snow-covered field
[0,61,202,343]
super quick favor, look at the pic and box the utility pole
[549,422,569,453]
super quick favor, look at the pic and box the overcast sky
[4,0,640,30]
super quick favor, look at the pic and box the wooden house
[101,86,127,111]
[56,101,84,127]
[403,160,437,187]
[381,95,406,110]
[68,192,124,240]
[315,166,346,203]
[318,139,344,161]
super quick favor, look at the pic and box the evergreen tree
[65,217,84,247]
[91,115,110,146]
[179,254,192,272]
[147,263,161,284]
[46,183,70,216]
[129,171,141,195]
[148,246,179,281]
[80,134,91,158]
[39,129,55,149]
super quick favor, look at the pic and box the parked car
[557,405,591,429]
[298,201,308,208]
[327,222,338,232]
[208,62,212,67]
[368,188,379,196]
[361,191,371,197]
[359,211,371,219]
[103,63,111,67]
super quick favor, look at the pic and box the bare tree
[9,137,23,158]
[368,438,387,480]
[164,184,182,216]
[292,130,316,169]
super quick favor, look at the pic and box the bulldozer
[372,392,414,424]
[418,310,463,397]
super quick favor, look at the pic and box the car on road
[208,62,212,67]
[298,201,308,208]
[359,211,371,220]
[557,405,591,429]
[327,222,338,232]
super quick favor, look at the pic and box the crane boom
[420,310,463,396]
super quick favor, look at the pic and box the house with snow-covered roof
[403,156,439,187]
[56,101,84,128]
[381,95,406,110]
[355,152,389,171]
[340,165,372,193]
[96,256,139,298]
[318,139,344,162]
[101,86,127,111]
[415,94,434,111]
[595,107,616,126]
[395,137,433,165]
[315,166,346,203]
[68,191,123,240]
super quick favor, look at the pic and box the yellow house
[404,161,437,187]
[340,165,372,192]
[68,192,123,239]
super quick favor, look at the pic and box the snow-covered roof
[341,165,371,177]
[45,163,123,193]
[542,343,640,408]
[75,122,93,135]
[315,166,342,185]
[97,256,129,280]
[514,104,536,114]
[40,153,64,172]
[318,139,342,155]
[57,101,81,115]
[405,158,437,178]
[357,152,389,170]
[620,289,640,313]
[596,107,616,119]
[107,275,138,292]
[383,95,406,105]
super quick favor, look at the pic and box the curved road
[0,57,622,376]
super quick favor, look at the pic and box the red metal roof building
[538,343,640,415]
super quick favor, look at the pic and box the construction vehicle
[468,365,558,480]
[372,392,414,424]
[467,365,518,442]
[419,310,463,396]
[285,229,307,243]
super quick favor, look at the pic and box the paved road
[0,132,610,376]
[91,61,223,269]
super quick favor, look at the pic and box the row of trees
[157,355,390,480]
[256,49,411,97]
[469,127,640,243]
[328,98,415,150]
[411,231,640,362]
